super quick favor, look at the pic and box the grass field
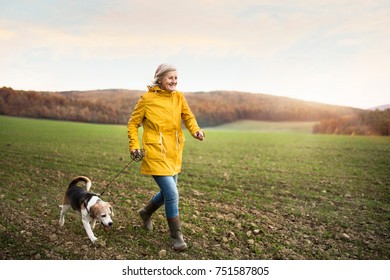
[0,115,389,260]
[212,120,318,133]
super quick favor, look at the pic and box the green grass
[213,120,318,133]
[0,115,389,260]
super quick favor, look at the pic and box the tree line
[0,87,125,124]
[1,87,388,135]
[185,91,358,126]
[313,109,390,136]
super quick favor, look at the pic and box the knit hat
[152,63,177,86]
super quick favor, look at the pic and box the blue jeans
[151,175,179,219]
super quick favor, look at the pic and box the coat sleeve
[181,94,201,136]
[127,96,145,151]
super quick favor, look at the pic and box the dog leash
[100,152,143,197]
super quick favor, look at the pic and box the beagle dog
[59,176,114,243]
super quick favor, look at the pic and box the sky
[0,0,389,109]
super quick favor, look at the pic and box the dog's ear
[108,203,114,216]
[89,204,98,219]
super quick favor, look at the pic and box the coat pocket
[176,131,185,149]
[144,133,165,161]
[144,142,165,161]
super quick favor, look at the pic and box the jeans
[151,175,179,219]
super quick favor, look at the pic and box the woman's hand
[194,131,205,141]
[130,149,143,161]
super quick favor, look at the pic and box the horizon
[1,0,389,110]
[4,85,389,111]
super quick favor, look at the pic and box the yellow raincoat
[127,86,201,176]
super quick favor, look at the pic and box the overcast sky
[1,0,389,109]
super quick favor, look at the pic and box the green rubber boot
[138,200,159,231]
[168,217,187,251]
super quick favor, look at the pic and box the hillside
[369,104,390,111]
[0,87,360,127]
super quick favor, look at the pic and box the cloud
[0,0,389,107]
[2,0,388,60]
[0,27,16,40]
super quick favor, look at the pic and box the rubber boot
[138,200,159,231]
[168,217,187,251]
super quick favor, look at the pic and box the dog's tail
[68,176,92,191]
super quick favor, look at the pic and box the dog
[59,176,114,243]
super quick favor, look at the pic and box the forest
[1,86,388,135]
[313,109,390,136]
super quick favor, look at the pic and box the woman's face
[159,71,177,93]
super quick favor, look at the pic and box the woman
[127,63,204,251]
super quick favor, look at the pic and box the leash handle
[130,149,144,162]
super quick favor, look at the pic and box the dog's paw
[93,238,107,247]
[90,236,98,244]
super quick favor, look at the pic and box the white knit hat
[152,63,177,86]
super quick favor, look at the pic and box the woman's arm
[127,96,145,151]
[181,94,204,141]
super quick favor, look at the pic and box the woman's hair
[151,63,177,86]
